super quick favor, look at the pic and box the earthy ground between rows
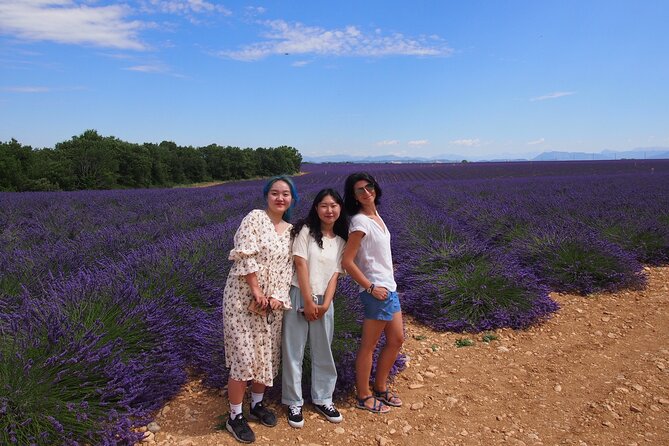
[145,266,669,446]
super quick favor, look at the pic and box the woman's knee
[385,320,404,348]
[385,331,404,349]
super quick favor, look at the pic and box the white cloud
[450,138,481,147]
[376,139,399,146]
[0,0,146,50]
[124,60,186,77]
[2,86,51,93]
[527,138,545,145]
[140,0,231,16]
[291,60,309,67]
[245,6,266,15]
[125,63,169,73]
[408,139,429,146]
[218,20,452,61]
[530,91,575,102]
[2,85,87,93]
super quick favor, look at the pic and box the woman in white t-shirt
[342,172,404,414]
[282,188,348,428]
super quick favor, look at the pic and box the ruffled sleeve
[270,256,293,309]
[269,227,294,309]
[228,210,262,276]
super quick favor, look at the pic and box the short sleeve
[349,214,367,235]
[291,226,310,260]
[228,210,261,276]
[335,238,345,274]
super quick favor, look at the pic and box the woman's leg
[282,299,309,406]
[309,305,337,405]
[227,377,248,406]
[250,381,266,394]
[355,318,386,406]
[373,311,404,392]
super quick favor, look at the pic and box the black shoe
[226,413,255,444]
[248,401,278,427]
[313,403,343,423]
[287,405,304,428]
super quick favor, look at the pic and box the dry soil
[142,266,669,446]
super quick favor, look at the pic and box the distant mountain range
[302,147,669,163]
[532,148,669,161]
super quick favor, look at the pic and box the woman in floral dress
[222,175,298,444]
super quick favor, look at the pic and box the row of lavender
[295,161,669,331]
[2,160,668,444]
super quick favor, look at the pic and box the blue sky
[1,0,668,159]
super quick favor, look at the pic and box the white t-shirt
[349,213,397,292]
[291,225,346,295]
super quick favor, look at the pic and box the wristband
[366,283,375,294]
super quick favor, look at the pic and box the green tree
[0,139,36,191]
[55,130,120,189]
[2,132,303,191]
[202,144,233,181]
[29,148,67,190]
[144,143,171,186]
[115,142,152,188]
[177,145,208,183]
[159,141,186,184]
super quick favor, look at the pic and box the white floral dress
[223,209,293,385]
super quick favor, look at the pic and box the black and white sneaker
[287,405,304,428]
[226,413,255,444]
[313,403,343,423]
[248,401,278,427]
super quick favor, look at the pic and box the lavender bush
[511,224,647,294]
[386,193,558,332]
[1,269,187,445]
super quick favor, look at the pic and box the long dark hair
[292,188,348,248]
[343,172,382,216]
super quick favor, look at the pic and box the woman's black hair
[343,172,382,215]
[291,188,349,248]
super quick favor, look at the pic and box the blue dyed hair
[263,175,299,222]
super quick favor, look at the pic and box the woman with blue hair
[222,175,298,443]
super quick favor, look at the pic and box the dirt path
[143,267,669,446]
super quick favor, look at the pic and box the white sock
[230,402,242,418]
[251,392,264,408]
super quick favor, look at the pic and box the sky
[1,0,668,160]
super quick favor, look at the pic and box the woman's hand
[302,299,319,321]
[252,288,268,308]
[371,286,389,301]
[268,297,283,310]
[315,304,329,320]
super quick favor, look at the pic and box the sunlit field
[2,160,668,445]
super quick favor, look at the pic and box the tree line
[0,130,302,192]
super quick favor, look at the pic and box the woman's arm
[341,231,367,286]
[316,271,339,319]
[294,256,318,320]
[245,272,267,308]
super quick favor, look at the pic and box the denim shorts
[360,290,401,321]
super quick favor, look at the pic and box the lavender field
[2,160,669,445]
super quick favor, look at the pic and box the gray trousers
[281,285,337,406]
